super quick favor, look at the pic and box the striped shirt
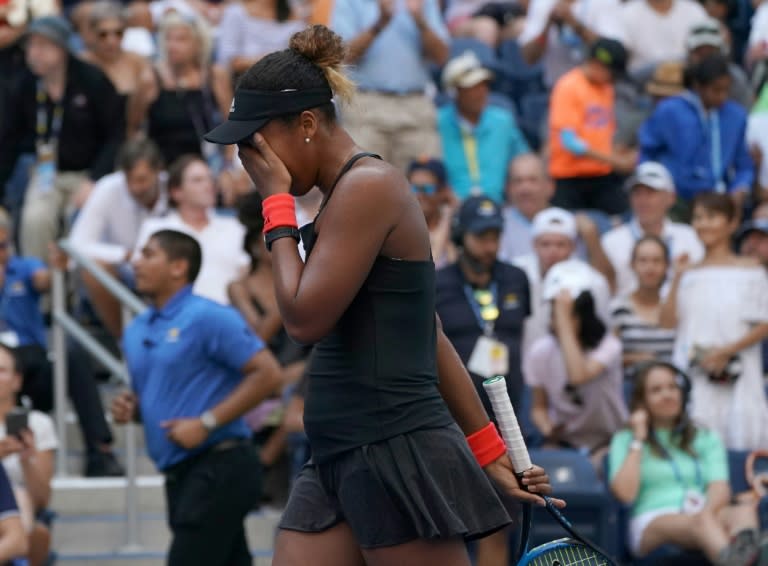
[611,296,675,363]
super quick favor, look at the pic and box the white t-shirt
[1,411,58,489]
[133,210,249,305]
[601,218,704,298]
[618,0,708,73]
[518,0,623,85]
[749,3,768,48]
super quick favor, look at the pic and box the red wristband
[466,422,507,468]
[262,194,298,233]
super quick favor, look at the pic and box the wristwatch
[200,410,218,432]
[630,439,644,452]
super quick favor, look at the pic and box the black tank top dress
[278,154,513,549]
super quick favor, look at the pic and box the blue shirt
[437,104,530,202]
[123,286,265,470]
[331,0,449,92]
[0,257,47,347]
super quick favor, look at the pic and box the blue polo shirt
[123,286,265,471]
[0,257,47,347]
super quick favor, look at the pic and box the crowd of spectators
[1,0,768,563]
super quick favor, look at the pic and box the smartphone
[6,408,28,438]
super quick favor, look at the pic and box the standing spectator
[132,13,232,171]
[611,236,677,367]
[331,0,449,171]
[526,263,627,466]
[407,157,457,269]
[661,193,768,450]
[609,362,763,563]
[0,465,27,563]
[639,54,754,216]
[114,229,280,566]
[618,0,708,76]
[69,139,169,338]
[0,16,123,261]
[435,197,530,566]
[216,0,306,78]
[601,162,704,297]
[548,37,635,215]
[519,0,623,86]
[685,18,752,108]
[0,344,54,566]
[438,50,529,202]
[447,1,525,48]
[80,1,154,136]
[133,156,249,305]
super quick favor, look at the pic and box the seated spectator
[525,263,627,467]
[332,0,448,171]
[601,162,703,297]
[438,50,529,202]
[133,155,248,305]
[0,465,27,563]
[0,16,123,261]
[548,38,635,216]
[609,362,763,562]
[611,236,677,367]
[0,211,121,476]
[735,219,768,270]
[519,0,623,86]
[514,207,614,356]
[0,344,54,566]
[618,0,708,77]
[686,18,752,108]
[661,193,768,450]
[80,1,154,136]
[132,13,232,171]
[216,0,306,78]
[639,54,754,217]
[69,139,169,338]
[407,157,457,269]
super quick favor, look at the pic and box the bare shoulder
[333,157,409,204]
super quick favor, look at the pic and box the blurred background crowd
[1,0,768,564]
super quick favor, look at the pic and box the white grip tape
[483,377,533,473]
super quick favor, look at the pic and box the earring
[304,137,310,144]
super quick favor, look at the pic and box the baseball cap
[442,51,494,90]
[626,162,675,193]
[646,61,685,97]
[457,196,503,234]
[588,37,627,77]
[686,18,725,52]
[204,86,333,145]
[407,157,446,187]
[735,219,768,244]
[25,16,72,52]
[531,208,577,240]
[542,259,598,301]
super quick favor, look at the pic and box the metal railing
[52,238,147,552]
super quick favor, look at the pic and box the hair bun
[290,25,355,102]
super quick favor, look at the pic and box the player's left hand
[485,455,566,508]
[238,133,292,197]
[162,418,209,450]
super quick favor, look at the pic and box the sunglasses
[98,28,124,40]
[411,183,437,195]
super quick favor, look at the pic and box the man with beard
[435,195,530,566]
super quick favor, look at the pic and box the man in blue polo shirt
[113,229,280,566]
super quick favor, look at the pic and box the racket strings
[530,542,610,566]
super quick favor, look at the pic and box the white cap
[531,207,577,240]
[542,259,598,301]
[442,51,494,90]
[627,161,675,193]
[686,18,725,52]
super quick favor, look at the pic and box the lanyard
[463,282,499,336]
[655,436,704,491]
[460,122,481,188]
[709,112,725,193]
[35,81,64,148]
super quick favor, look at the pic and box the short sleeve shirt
[0,256,47,347]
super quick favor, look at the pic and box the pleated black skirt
[278,424,514,549]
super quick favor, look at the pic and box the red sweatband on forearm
[467,422,507,468]
[262,194,298,233]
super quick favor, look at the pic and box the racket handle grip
[483,376,533,473]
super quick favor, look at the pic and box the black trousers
[552,174,629,215]
[15,342,112,451]
[164,442,262,566]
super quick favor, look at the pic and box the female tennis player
[205,24,564,566]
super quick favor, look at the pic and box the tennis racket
[482,376,618,566]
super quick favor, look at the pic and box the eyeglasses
[98,28,124,40]
[411,183,437,195]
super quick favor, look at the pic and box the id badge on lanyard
[658,437,706,514]
[31,81,63,195]
[466,283,510,378]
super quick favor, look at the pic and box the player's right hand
[112,391,138,424]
